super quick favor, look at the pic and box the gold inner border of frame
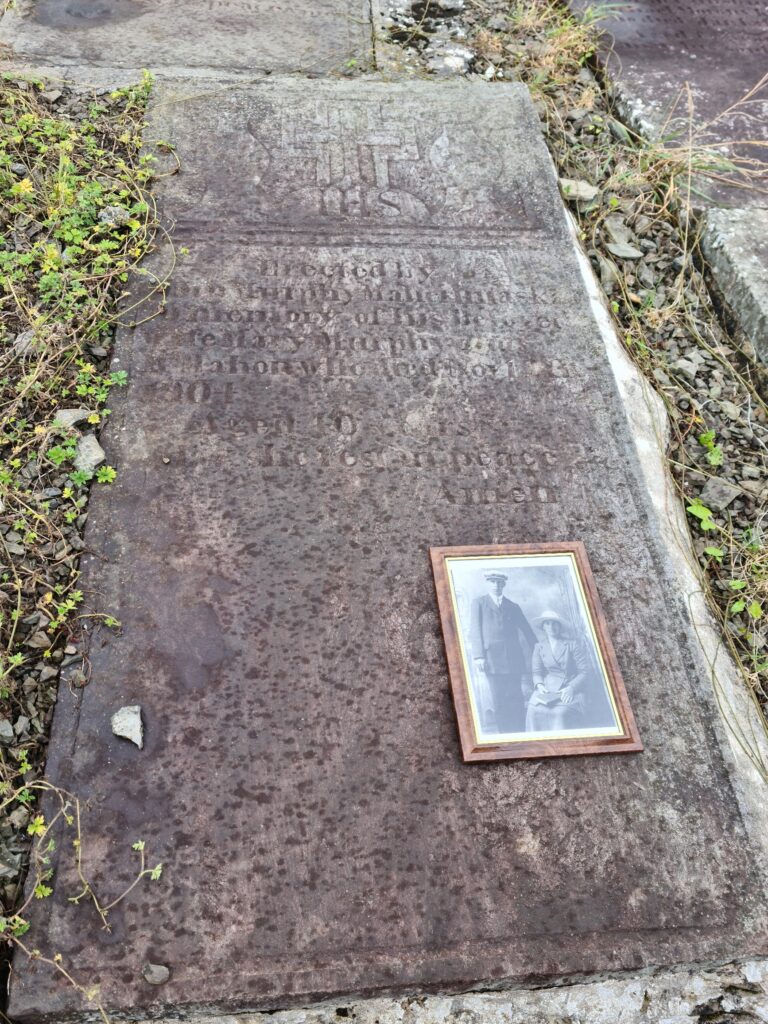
[445,552,625,745]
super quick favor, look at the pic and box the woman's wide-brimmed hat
[534,610,568,628]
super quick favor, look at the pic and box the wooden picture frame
[430,542,643,762]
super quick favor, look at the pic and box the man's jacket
[469,596,536,676]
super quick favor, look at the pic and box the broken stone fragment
[559,177,598,203]
[603,216,644,259]
[700,477,742,512]
[12,330,36,357]
[13,716,29,737]
[111,705,143,749]
[719,399,742,421]
[608,117,631,142]
[670,357,700,381]
[53,408,92,431]
[605,240,643,260]
[0,850,21,879]
[604,214,634,246]
[425,43,473,75]
[142,963,170,985]
[98,205,131,227]
[8,806,29,830]
[74,435,106,474]
[0,720,14,746]
[25,631,51,650]
[597,253,619,293]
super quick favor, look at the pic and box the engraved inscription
[134,242,592,512]
[162,93,551,231]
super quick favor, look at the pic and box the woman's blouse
[531,638,589,695]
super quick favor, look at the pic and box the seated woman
[526,610,590,733]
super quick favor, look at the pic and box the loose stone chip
[605,240,643,260]
[700,477,742,512]
[142,963,170,985]
[74,434,106,474]
[111,705,143,749]
[559,177,599,202]
[53,408,92,431]
[12,330,36,357]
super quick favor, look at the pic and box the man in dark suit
[469,570,536,733]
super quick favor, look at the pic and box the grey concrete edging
[567,208,768,875]
[133,960,768,1024]
[702,208,768,359]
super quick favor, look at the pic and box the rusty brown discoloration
[8,80,768,1022]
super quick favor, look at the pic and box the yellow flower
[41,244,61,271]
[11,177,34,197]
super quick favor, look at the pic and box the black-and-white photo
[446,552,622,744]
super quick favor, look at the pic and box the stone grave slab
[569,0,768,196]
[9,80,768,1021]
[567,0,768,358]
[0,0,373,74]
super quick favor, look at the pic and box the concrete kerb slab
[702,208,768,360]
[134,959,768,1024]
[1,64,339,85]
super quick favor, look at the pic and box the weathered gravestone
[566,0,768,357]
[568,0,768,185]
[0,0,372,73]
[10,81,768,1021]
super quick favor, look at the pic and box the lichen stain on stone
[31,0,143,30]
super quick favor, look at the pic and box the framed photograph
[430,542,643,762]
